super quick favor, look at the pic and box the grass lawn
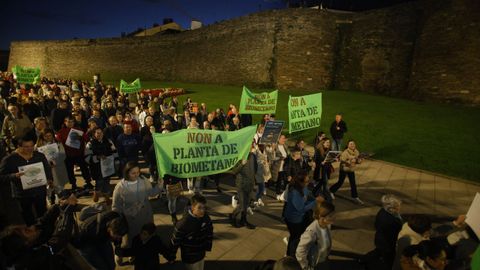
[120,81,480,183]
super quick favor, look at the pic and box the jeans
[187,177,202,192]
[18,195,47,226]
[78,241,115,270]
[168,196,177,214]
[329,170,358,198]
[65,156,92,188]
[312,164,332,201]
[332,138,343,151]
[256,182,265,200]
[185,259,204,270]
[286,220,307,257]
[275,171,287,195]
[232,189,251,219]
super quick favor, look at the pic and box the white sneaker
[257,198,265,207]
[283,236,289,246]
[330,193,336,200]
[353,197,364,205]
[263,190,267,195]
[247,207,254,215]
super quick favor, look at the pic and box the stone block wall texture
[8,0,480,105]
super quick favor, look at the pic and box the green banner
[239,86,278,114]
[153,126,257,178]
[288,93,322,134]
[12,65,40,84]
[120,78,141,93]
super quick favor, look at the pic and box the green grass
[116,81,480,183]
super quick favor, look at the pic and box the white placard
[323,151,341,163]
[101,155,115,178]
[18,162,48,190]
[466,192,480,239]
[37,143,59,161]
[65,128,84,149]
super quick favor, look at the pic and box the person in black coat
[284,148,304,183]
[329,113,348,151]
[373,194,403,269]
[0,136,53,226]
[73,210,128,270]
[118,222,175,270]
[171,194,213,269]
[0,195,77,270]
[50,100,71,132]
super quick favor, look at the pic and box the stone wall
[8,0,480,105]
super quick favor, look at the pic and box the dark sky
[0,0,414,50]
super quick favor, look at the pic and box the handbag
[166,182,183,197]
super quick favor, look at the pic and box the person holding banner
[329,140,364,205]
[0,136,52,226]
[312,138,334,201]
[254,144,271,208]
[271,134,289,199]
[85,127,118,203]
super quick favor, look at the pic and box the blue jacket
[284,186,315,224]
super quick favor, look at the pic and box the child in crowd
[171,194,213,270]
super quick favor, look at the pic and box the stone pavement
[75,159,480,270]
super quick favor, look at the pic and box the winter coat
[284,186,315,224]
[296,221,332,270]
[339,148,360,172]
[171,208,213,264]
[374,208,403,257]
[255,149,271,184]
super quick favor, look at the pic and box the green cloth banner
[153,126,256,178]
[12,65,40,84]
[239,86,278,114]
[120,78,141,93]
[288,93,322,134]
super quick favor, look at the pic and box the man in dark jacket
[171,194,213,270]
[373,194,403,270]
[50,100,71,132]
[229,152,257,229]
[73,210,128,270]
[116,123,141,176]
[0,194,77,270]
[0,136,53,225]
[329,113,348,151]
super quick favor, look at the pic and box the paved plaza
[74,157,480,269]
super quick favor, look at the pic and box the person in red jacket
[55,116,93,190]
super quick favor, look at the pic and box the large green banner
[120,78,141,93]
[239,86,278,114]
[12,65,40,84]
[288,93,322,134]
[153,126,256,178]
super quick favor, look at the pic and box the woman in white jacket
[296,200,336,270]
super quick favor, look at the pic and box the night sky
[0,0,414,50]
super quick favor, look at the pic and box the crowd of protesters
[0,72,477,270]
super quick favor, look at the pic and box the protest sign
[18,162,48,190]
[239,86,277,114]
[12,65,41,84]
[120,78,142,93]
[153,126,256,178]
[65,128,84,149]
[466,192,480,239]
[37,143,59,161]
[101,155,115,177]
[288,93,322,133]
[259,120,284,144]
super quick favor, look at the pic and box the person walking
[329,113,347,151]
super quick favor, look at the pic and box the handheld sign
[259,120,284,144]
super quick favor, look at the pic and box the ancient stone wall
[8,0,480,105]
